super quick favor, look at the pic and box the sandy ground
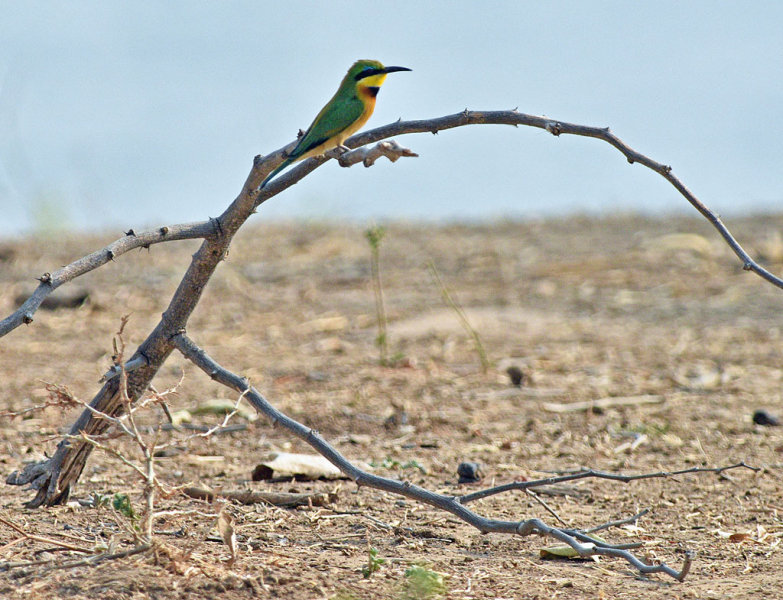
[1,214,782,599]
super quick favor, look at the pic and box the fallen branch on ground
[542,394,665,413]
[171,331,753,581]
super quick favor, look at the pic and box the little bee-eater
[261,59,411,187]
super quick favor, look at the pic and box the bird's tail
[260,158,293,188]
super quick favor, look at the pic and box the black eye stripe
[354,68,383,81]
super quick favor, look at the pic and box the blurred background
[1,1,781,237]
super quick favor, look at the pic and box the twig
[100,356,149,382]
[0,543,151,572]
[525,489,567,528]
[583,509,650,535]
[0,516,92,554]
[0,381,80,419]
[458,463,757,504]
[542,395,665,413]
[182,487,334,507]
[172,331,732,581]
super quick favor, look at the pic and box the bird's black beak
[381,66,412,74]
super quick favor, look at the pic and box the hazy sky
[1,1,782,236]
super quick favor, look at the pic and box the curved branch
[0,221,217,337]
[172,331,710,581]
[257,110,783,290]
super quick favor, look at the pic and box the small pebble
[457,461,483,483]
[753,410,780,426]
[506,366,525,387]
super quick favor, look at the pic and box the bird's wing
[288,96,365,160]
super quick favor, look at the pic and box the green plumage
[261,96,364,187]
[261,60,410,188]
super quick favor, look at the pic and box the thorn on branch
[545,121,562,136]
[125,229,136,237]
[627,157,635,164]
[22,313,33,324]
[662,165,673,173]
[743,262,753,271]
[107,250,115,261]
[159,226,169,236]
[37,273,52,284]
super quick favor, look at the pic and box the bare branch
[171,331,724,581]
[0,221,217,337]
[458,463,757,505]
[101,356,149,383]
[258,110,783,290]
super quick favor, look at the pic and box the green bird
[261,59,411,187]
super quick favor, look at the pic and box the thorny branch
[171,331,753,581]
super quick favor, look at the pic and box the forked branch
[171,331,751,581]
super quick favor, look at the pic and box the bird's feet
[325,145,351,160]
